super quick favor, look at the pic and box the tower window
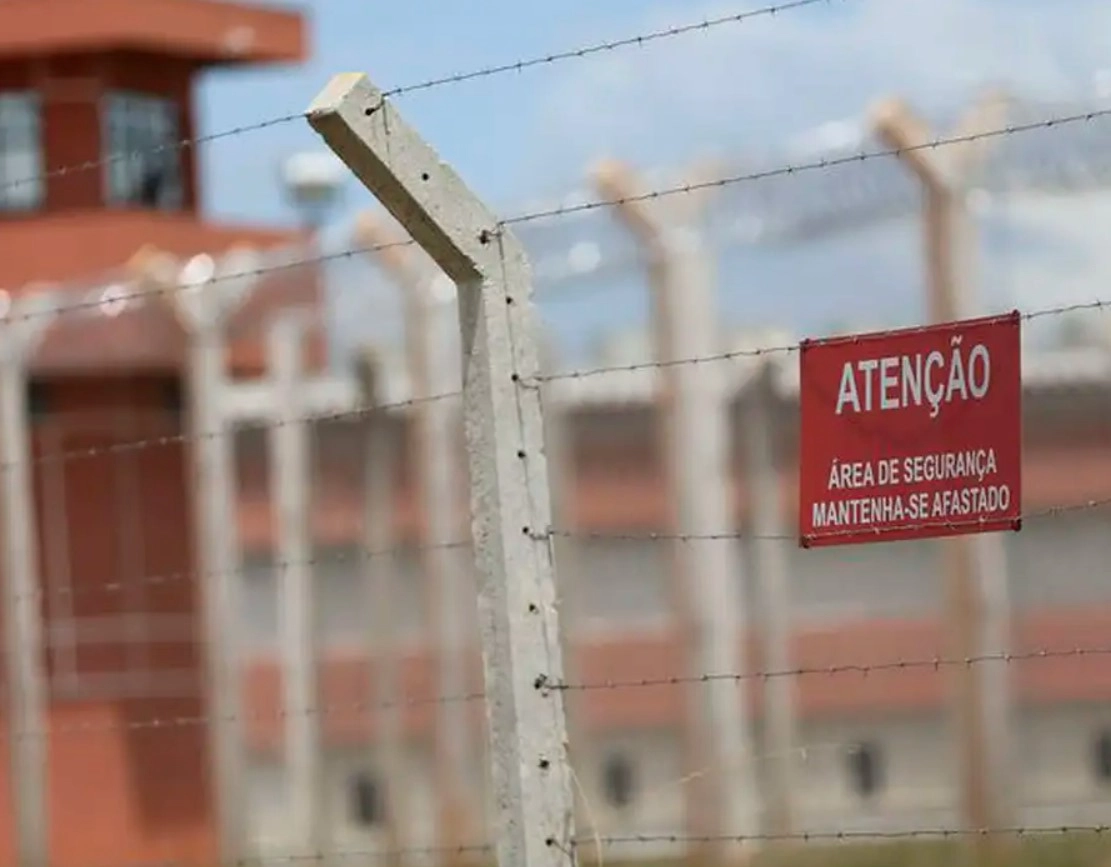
[601,752,637,808]
[1093,731,1111,783]
[103,91,183,210]
[349,771,385,827]
[846,741,883,798]
[0,92,44,212]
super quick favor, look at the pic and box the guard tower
[0,4,307,867]
[0,0,306,281]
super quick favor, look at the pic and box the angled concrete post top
[307,73,527,285]
[871,91,1012,191]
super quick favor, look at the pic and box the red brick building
[0,2,310,865]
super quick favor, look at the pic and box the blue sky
[198,0,680,225]
[198,0,1111,225]
[194,0,1111,362]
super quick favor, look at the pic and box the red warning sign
[798,312,1022,548]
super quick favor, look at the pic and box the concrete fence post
[0,291,59,867]
[353,214,476,863]
[592,160,759,865]
[871,93,1015,842]
[135,245,260,865]
[353,347,407,864]
[741,359,796,839]
[309,73,577,867]
[267,311,325,859]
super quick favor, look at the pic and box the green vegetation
[572,835,1111,867]
[752,836,1111,867]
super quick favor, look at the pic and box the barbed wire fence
[1,4,1111,867]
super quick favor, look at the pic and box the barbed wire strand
[11,498,1110,606]
[7,107,1111,332]
[381,0,839,98]
[537,301,1111,382]
[0,848,497,867]
[502,107,1111,225]
[27,823,1108,867]
[17,643,1111,737]
[553,644,1111,693]
[30,536,471,606]
[18,690,487,738]
[23,389,461,472]
[0,0,836,197]
[34,824,1110,867]
[588,826,1111,845]
[8,293,1111,473]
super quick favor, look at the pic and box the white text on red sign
[811,447,1012,530]
[834,334,991,419]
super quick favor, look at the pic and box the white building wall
[572,728,685,860]
[793,715,959,834]
[246,744,443,865]
[242,708,1111,859]
[236,508,1111,647]
[1018,705,1111,827]
[236,471,1111,855]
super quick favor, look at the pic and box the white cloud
[528,0,1111,168]
[512,0,1111,336]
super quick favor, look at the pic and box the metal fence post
[0,292,59,867]
[268,312,325,859]
[872,93,1015,840]
[139,247,258,865]
[354,215,475,862]
[592,160,759,864]
[309,73,577,867]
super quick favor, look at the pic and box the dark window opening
[1094,731,1111,782]
[27,380,50,421]
[349,771,385,826]
[162,378,184,416]
[846,741,883,798]
[601,752,636,809]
